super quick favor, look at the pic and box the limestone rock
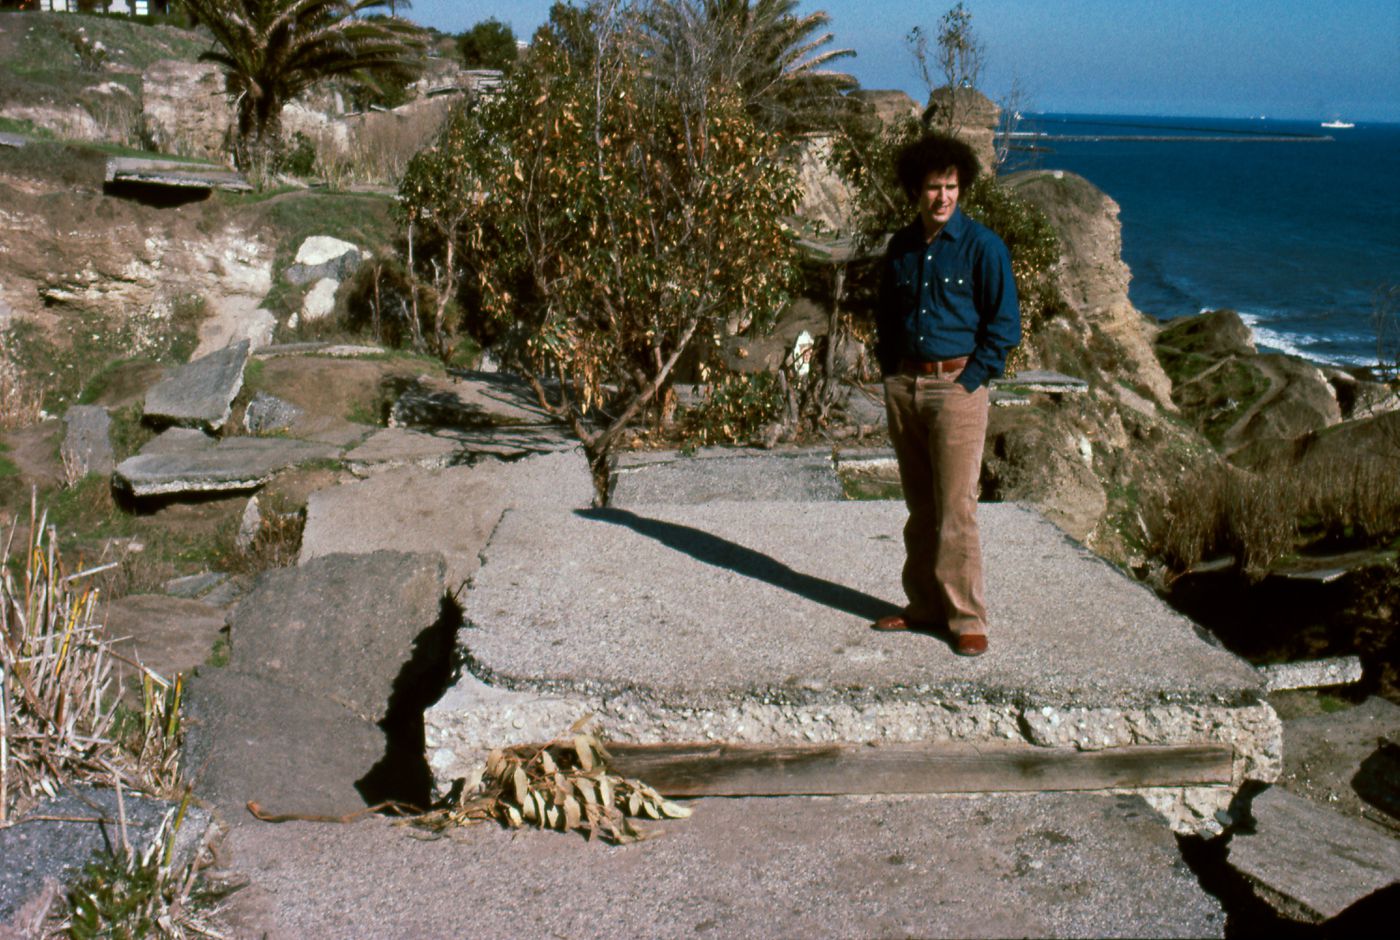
[722,298,831,374]
[61,404,114,478]
[793,135,857,233]
[983,406,1108,542]
[143,339,251,432]
[1157,310,1342,457]
[286,237,362,286]
[236,495,262,553]
[849,89,921,137]
[301,277,340,322]
[140,60,235,161]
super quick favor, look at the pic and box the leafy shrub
[681,371,786,446]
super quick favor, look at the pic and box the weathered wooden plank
[607,741,1233,797]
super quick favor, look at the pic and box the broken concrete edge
[111,471,280,499]
[424,684,1280,836]
[1258,656,1364,692]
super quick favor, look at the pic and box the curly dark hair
[894,132,981,201]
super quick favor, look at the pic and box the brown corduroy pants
[882,373,990,638]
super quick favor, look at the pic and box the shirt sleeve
[957,232,1021,392]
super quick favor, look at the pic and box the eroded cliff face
[0,148,272,390]
[1004,169,1175,411]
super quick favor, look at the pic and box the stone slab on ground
[611,448,844,505]
[103,594,226,683]
[104,156,251,192]
[142,339,251,432]
[114,436,339,497]
[390,371,559,430]
[215,791,1224,939]
[182,670,386,818]
[0,786,212,924]
[61,404,114,478]
[342,427,461,471]
[429,501,1278,829]
[994,369,1090,394]
[1228,785,1400,922]
[227,551,446,724]
[1275,695,1400,827]
[137,427,216,456]
[299,453,593,589]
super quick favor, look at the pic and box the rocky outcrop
[1006,170,1177,411]
[1156,309,1343,457]
[140,60,234,160]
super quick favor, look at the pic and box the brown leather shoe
[954,633,988,657]
[872,613,939,633]
[872,613,916,631]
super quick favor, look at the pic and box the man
[871,132,1020,656]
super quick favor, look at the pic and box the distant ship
[1321,119,1355,129]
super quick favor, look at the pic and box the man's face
[916,166,961,233]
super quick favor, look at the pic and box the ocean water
[1003,113,1400,367]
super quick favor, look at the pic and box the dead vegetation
[1146,453,1400,577]
[411,717,691,845]
[1,498,185,824]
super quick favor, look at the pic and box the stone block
[143,339,251,432]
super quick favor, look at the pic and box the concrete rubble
[60,404,114,478]
[1228,786,1400,922]
[104,156,252,193]
[142,339,251,432]
[113,436,339,497]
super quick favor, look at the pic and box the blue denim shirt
[877,207,1021,392]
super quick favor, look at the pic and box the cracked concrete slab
[215,791,1225,938]
[427,501,1279,831]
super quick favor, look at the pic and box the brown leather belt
[900,356,968,377]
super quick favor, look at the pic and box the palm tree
[645,0,858,134]
[181,0,427,178]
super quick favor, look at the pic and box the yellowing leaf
[512,766,529,805]
[573,735,595,771]
[660,801,692,819]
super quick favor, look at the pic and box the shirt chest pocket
[934,265,975,304]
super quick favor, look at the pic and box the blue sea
[1003,113,1400,368]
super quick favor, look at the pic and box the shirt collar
[907,206,966,246]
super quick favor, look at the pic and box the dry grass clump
[1,500,183,824]
[0,336,47,430]
[313,101,453,187]
[412,717,691,845]
[1147,454,1400,577]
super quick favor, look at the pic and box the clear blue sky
[406,0,1400,122]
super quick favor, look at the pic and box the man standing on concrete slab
[870,133,1020,656]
